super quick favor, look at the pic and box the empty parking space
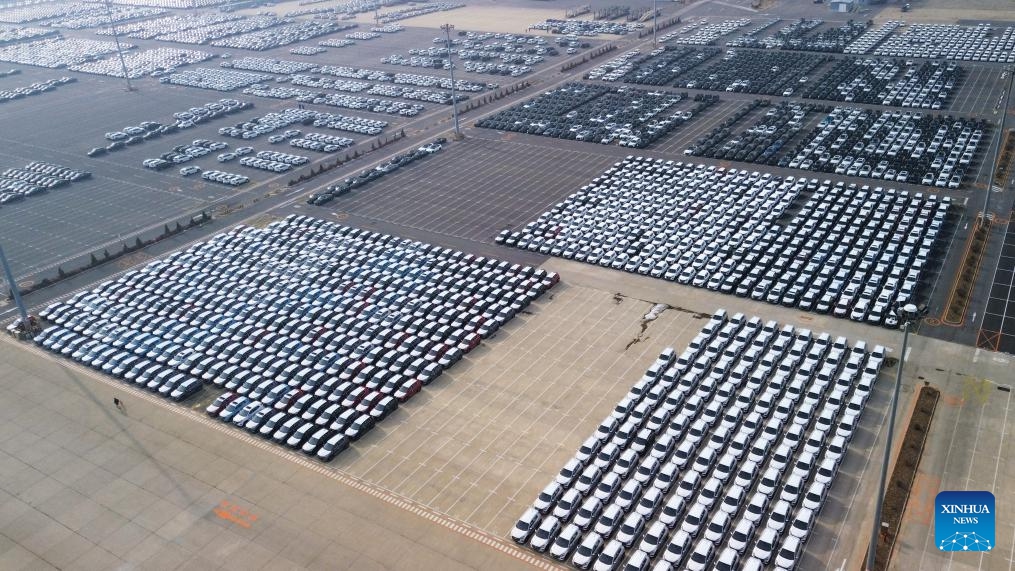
[339,284,708,534]
[0,336,540,571]
[979,213,1015,354]
[890,347,1015,571]
[0,174,208,279]
[311,136,618,244]
[949,64,1009,116]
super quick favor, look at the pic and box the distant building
[829,0,854,12]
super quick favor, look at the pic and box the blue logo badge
[936,491,995,552]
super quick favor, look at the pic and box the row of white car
[221,56,315,75]
[289,46,325,56]
[318,38,355,48]
[218,107,316,140]
[0,37,126,68]
[805,59,960,110]
[788,107,986,188]
[33,216,554,460]
[872,23,1015,63]
[201,169,248,186]
[42,5,164,29]
[210,21,346,51]
[163,67,271,91]
[288,74,371,93]
[514,310,885,571]
[0,74,74,103]
[239,156,292,173]
[498,157,947,325]
[95,12,242,40]
[665,18,750,46]
[157,15,282,45]
[69,47,213,79]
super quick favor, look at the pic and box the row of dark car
[674,49,830,97]
[0,160,90,203]
[477,83,716,148]
[307,138,446,205]
[687,101,822,164]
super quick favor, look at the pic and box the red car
[394,378,422,403]
[205,391,238,416]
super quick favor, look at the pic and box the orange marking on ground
[940,393,964,407]
[214,499,259,529]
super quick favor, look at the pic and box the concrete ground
[0,335,551,571]
[336,283,708,535]
[541,259,1015,571]
[5,250,1013,571]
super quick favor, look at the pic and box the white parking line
[982,388,1012,570]
[827,369,894,562]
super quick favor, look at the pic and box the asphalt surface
[305,132,619,243]
[978,209,1015,353]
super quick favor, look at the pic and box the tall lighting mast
[102,0,134,91]
[441,23,462,138]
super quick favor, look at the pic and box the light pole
[653,0,658,44]
[440,23,462,138]
[0,244,31,333]
[866,302,928,571]
[103,0,134,91]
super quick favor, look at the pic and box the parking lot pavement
[0,336,547,571]
[890,345,1015,571]
[310,135,619,243]
[337,282,710,534]
[649,98,744,155]
[949,64,1008,116]
[536,258,1014,570]
[0,170,208,279]
[975,212,1015,353]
